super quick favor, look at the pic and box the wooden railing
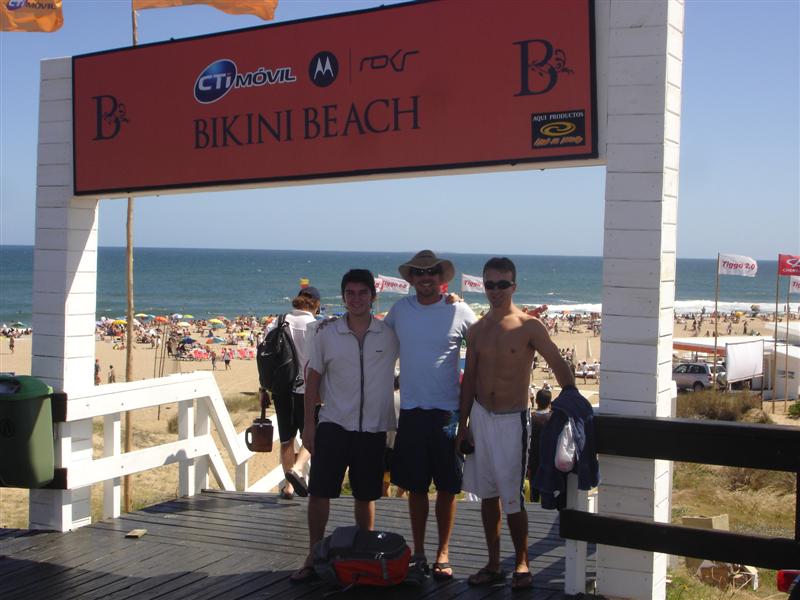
[46,371,287,523]
[560,415,800,574]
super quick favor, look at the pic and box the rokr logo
[309,51,338,87]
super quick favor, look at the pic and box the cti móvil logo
[7,0,27,10]
[194,59,296,104]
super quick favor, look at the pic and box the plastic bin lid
[0,375,52,400]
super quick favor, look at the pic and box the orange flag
[1,0,63,32]
[133,0,277,21]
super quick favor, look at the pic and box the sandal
[279,485,294,500]
[467,567,506,586]
[285,470,308,497]
[432,561,454,581]
[404,555,430,586]
[511,570,533,590]
[290,565,319,584]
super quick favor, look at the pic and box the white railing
[53,371,286,524]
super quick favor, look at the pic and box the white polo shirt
[308,315,399,433]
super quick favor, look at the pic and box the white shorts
[462,401,530,514]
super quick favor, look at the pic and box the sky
[0,0,798,260]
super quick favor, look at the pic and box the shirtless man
[455,257,574,590]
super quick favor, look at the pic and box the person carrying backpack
[258,286,321,499]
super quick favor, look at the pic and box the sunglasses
[484,280,514,290]
[410,266,442,277]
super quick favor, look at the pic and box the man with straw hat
[385,250,477,583]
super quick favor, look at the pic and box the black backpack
[256,314,302,399]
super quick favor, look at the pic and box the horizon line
[0,244,786,262]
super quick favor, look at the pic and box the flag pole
[785,280,791,410]
[124,2,138,514]
[772,263,780,414]
[713,253,720,392]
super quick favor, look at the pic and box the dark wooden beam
[559,509,800,571]
[594,414,800,472]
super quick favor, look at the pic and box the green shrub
[788,401,800,418]
[676,390,764,422]
[224,392,258,413]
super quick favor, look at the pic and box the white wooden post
[178,399,196,496]
[194,399,211,492]
[564,474,589,595]
[597,1,684,598]
[29,57,98,532]
[103,412,122,519]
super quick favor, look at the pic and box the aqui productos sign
[72,0,597,195]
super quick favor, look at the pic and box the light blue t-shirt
[384,295,477,411]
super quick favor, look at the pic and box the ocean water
[0,245,794,324]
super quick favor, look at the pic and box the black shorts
[308,422,387,501]
[390,408,464,495]
[273,392,306,444]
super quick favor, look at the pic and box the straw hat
[398,250,455,283]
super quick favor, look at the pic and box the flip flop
[432,561,454,581]
[279,486,294,500]
[285,470,308,497]
[511,571,533,590]
[290,565,319,584]
[467,567,506,586]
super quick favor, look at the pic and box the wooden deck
[0,491,596,599]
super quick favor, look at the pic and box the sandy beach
[0,312,791,528]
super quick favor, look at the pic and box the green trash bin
[0,375,55,488]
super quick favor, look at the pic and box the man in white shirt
[290,269,399,584]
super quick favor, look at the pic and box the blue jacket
[532,387,599,510]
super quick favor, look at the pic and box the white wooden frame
[44,371,285,521]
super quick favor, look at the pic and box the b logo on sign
[93,95,129,141]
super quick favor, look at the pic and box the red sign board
[72,0,596,195]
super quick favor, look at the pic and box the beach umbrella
[236,331,249,337]
[206,336,225,344]
[171,313,182,319]
[181,337,196,344]
[211,322,225,329]
[154,316,169,324]
[183,314,194,319]
[177,321,191,327]
[11,321,25,327]
[208,318,223,324]
[135,312,149,318]
[112,319,127,325]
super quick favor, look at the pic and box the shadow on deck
[0,490,596,599]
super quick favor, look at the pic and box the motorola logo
[309,51,338,87]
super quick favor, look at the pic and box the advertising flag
[1,0,63,32]
[376,275,409,295]
[778,254,800,276]
[133,0,277,21]
[461,274,485,293]
[718,254,758,277]
[790,276,800,295]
